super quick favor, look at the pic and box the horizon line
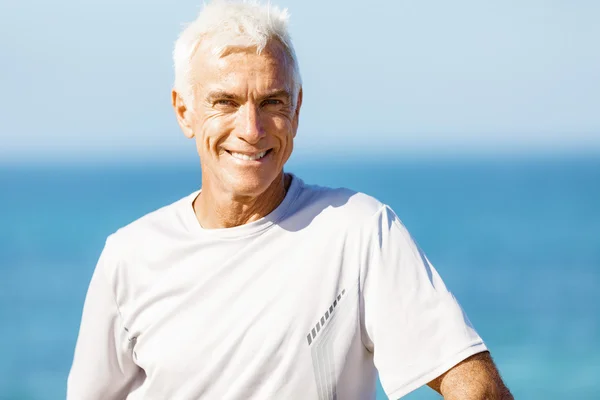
[1,147,599,168]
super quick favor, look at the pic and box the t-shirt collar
[183,172,302,239]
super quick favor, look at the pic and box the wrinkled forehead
[190,36,295,93]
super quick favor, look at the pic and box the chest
[118,230,361,393]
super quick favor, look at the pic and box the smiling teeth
[230,151,267,161]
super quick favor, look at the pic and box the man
[68,1,513,399]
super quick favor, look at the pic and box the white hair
[173,0,302,102]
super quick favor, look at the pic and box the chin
[225,170,279,197]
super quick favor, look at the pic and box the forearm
[429,352,513,400]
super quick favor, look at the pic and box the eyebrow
[206,91,242,103]
[205,89,292,103]
[258,89,292,103]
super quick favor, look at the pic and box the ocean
[1,156,599,399]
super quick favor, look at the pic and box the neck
[193,172,291,229]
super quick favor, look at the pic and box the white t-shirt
[68,173,487,400]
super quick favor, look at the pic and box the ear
[172,89,195,139]
[292,87,303,137]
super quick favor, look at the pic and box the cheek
[197,115,234,153]
[265,114,294,139]
[267,116,295,163]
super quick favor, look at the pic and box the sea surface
[0,156,599,399]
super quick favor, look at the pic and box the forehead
[191,39,294,93]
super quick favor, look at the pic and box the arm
[67,238,142,399]
[427,351,513,400]
[359,206,497,398]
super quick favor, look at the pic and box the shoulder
[292,176,388,228]
[102,192,195,261]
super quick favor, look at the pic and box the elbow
[498,384,514,400]
[488,380,514,400]
[443,381,514,400]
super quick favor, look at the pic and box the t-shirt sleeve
[359,205,487,399]
[67,236,142,400]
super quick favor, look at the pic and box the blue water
[1,156,599,399]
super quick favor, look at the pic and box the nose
[235,103,266,144]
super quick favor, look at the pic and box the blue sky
[1,0,599,163]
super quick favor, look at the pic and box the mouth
[225,149,272,161]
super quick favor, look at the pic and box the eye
[214,99,237,108]
[261,98,283,107]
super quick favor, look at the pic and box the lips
[226,149,272,161]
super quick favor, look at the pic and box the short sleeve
[67,236,143,399]
[359,206,487,399]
